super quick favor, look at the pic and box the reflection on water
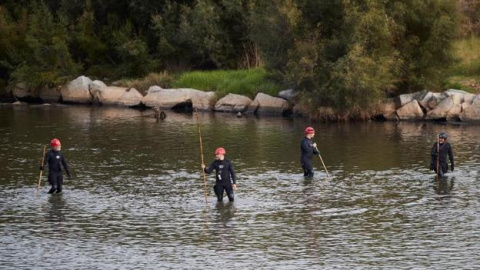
[1,105,479,269]
[45,194,67,224]
[214,202,236,227]
[433,177,455,196]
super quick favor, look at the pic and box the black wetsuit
[430,142,454,177]
[204,159,236,202]
[43,149,71,194]
[300,137,319,177]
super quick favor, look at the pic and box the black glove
[39,166,44,171]
[451,164,454,172]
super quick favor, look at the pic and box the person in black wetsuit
[430,132,454,178]
[40,138,72,194]
[301,127,319,178]
[202,147,237,202]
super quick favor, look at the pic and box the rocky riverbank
[379,89,480,122]
[8,75,480,122]
[10,76,294,116]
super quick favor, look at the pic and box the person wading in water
[40,138,72,194]
[301,127,319,178]
[430,132,454,178]
[202,147,237,202]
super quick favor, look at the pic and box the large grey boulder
[379,99,398,121]
[472,95,480,105]
[444,89,469,104]
[425,96,456,120]
[446,104,462,122]
[418,91,434,110]
[246,92,291,115]
[451,94,463,105]
[278,89,297,103]
[396,100,424,120]
[60,76,93,103]
[459,103,480,122]
[12,83,60,103]
[90,86,143,106]
[426,92,448,111]
[214,93,253,113]
[142,87,215,111]
[462,102,471,112]
[445,89,470,96]
[463,93,476,105]
[12,83,30,99]
[395,90,428,108]
[89,80,107,93]
[89,80,107,105]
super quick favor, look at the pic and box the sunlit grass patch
[172,68,281,98]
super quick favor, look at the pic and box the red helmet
[305,127,315,135]
[215,147,226,155]
[50,138,61,147]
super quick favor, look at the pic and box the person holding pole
[202,147,237,202]
[40,138,72,194]
[301,127,319,178]
[430,132,454,178]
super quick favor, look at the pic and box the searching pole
[315,146,331,178]
[195,108,209,206]
[37,146,47,196]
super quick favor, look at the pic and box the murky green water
[1,105,479,269]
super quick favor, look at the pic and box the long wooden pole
[195,108,209,206]
[315,146,331,178]
[37,146,47,196]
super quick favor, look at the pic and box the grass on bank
[117,68,282,98]
[116,72,175,95]
[445,36,480,93]
[172,68,281,99]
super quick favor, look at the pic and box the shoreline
[5,76,480,123]
[2,98,479,125]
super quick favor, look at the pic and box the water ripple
[1,106,479,269]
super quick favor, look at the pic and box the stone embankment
[379,89,480,122]
[10,75,480,121]
[11,76,294,116]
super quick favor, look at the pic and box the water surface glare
[1,105,479,269]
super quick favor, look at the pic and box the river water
[1,105,479,269]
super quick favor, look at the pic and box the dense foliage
[0,0,474,116]
[269,0,459,116]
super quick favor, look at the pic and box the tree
[151,0,224,70]
[8,1,81,90]
[286,1,398,115]
[0,6,27,93]
[388,0,458,92]
[256,0,458,118]
[249,0,299,72]
[68,0,109,77]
